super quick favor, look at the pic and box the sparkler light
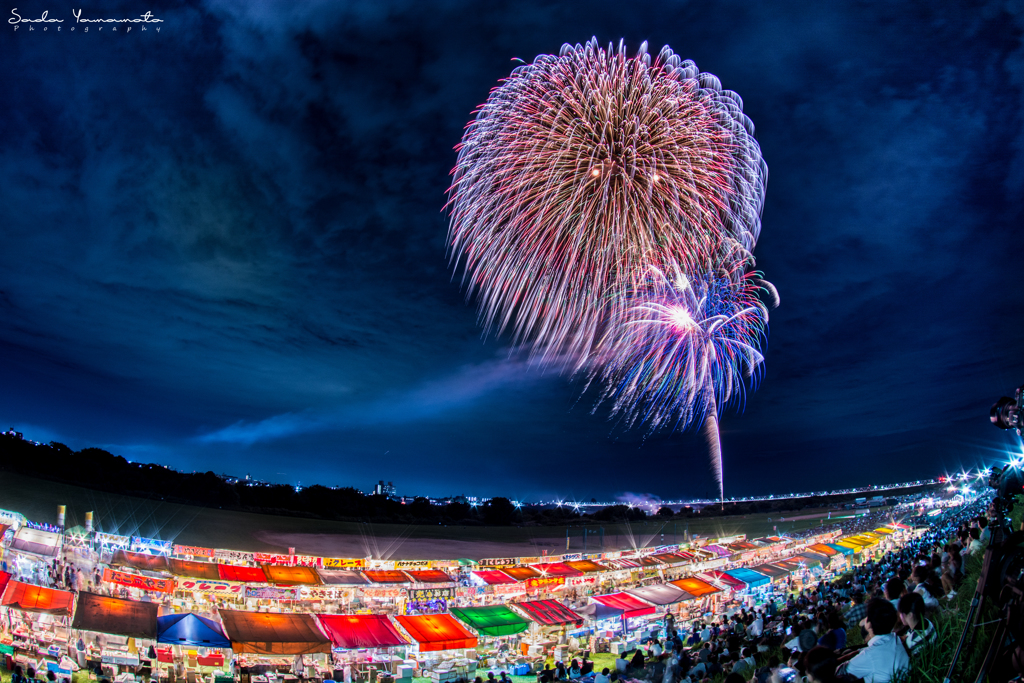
[447,38,767,365]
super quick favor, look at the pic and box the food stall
[510,599,582,662]
[316,615,409,682]
[219,609,331,683]
[155,613,233,682]
[70,592,159,678]
[2,578,76,678]
[393,614,478,681]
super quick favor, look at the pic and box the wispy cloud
[196,355,557,445]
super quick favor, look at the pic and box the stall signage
[560,553,582,562]
[519,557,542,565]
[104,568,174,593]
[131,537,173,555]
[293,555,321,567]
[368,559,396,570]
[215,549,255,564]
[363,588,404,598]
[322,557,366,569]
[96,532,131,550]
[491,584,527,596]
[430,560,459,569]
[567,576,598,587]
[0,509,26,526]
[407,587,454,601]
[602,551,622,560]
[174,544,215,558]
[300,586,352,600]
[254,552,295,565]
[177,579,245,594]
[396,560,430,569]
[245,586,300,600]
[526,576,564,590]
[642,568,661,580]
[456,586,488,597]
[479,557,516,568]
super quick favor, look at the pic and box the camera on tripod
[989,464,1024,516]
[943,381,1024,683]
[992,384,1024,436]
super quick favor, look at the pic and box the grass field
[0,471,853,559]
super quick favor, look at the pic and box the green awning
[450,606,530,636]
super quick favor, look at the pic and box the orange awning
[168,559,221,580]
[394,614,477,652]
[566,560,609,573]
[669,577,721,598]
[261,565,322,585]
[2,581,74,615]
[809,544,838,556]
[501,566,541,581]
[404,570,453,583]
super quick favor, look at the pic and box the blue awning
[724,568,771,588]
[827,544,855,556]
[157,613,231,648]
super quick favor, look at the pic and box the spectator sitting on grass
[840,599,910,683]
[897,592,936,656]
[630,648,645,671]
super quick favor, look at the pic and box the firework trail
[587,257,778,501]
[448,38,767,365]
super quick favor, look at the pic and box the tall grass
[896,498,1020,683]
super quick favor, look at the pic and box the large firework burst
[588,257,778,500]
[448,38,767,365]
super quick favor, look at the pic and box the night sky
[3,0,1023,502]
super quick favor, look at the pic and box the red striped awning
[218,565,268,583]
[404,570,453,583]
[702,571,746,589]
[363,570,411,584]
[592,592,656,618]
[513,599,583,626]
[473,570,517,585]
[532,563,583,577]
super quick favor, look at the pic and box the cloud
[196,355,556,445]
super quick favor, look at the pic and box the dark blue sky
[3,0,1023,501]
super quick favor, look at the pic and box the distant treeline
[0,434,929,526]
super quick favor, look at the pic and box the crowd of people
[528,495,992,683]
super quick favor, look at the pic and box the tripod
[944,503,1024,683]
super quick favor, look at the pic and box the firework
[588,258,777,500]
[448,38,767,365]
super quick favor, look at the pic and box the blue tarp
[724,568,771,588]
[157,613,231,648]
[827,543,855,556]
